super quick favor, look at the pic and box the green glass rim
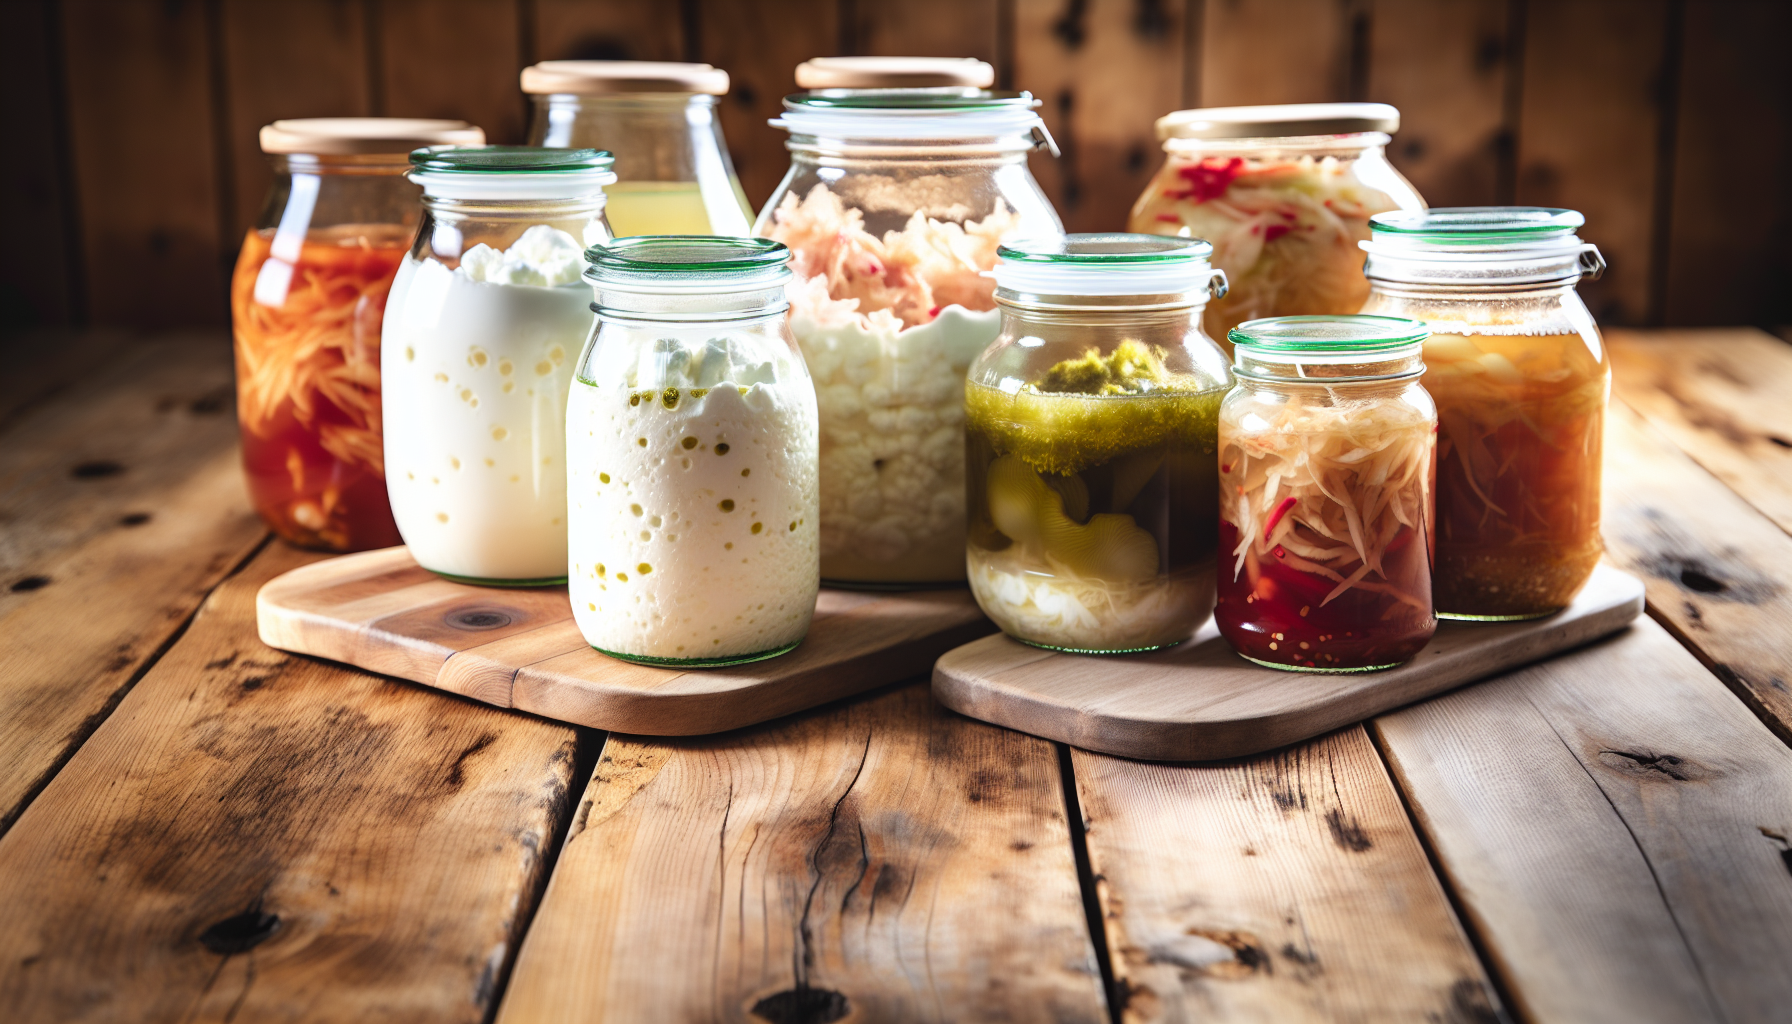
[584,235,789,274]
[1229,314,1429,354]
[997,232,1213,265]
[409,145,614,173]
[1369,206,1584,244]
[785,89,1035,111]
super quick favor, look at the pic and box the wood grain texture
[1366,0,1510,207]
[258,546,996,735]
[0,541,583,1024]
[1014,0,1188,233]
[378,0,526,145]
[532,0,684,63]
[1609,328,1792,536]
[1199,0,1350,107]
[1075,727,1500,1023]
[0,0,78,329]
[1602,399,1792,744]
[848,0,999,65]
[0,333,265,832]
[497,682,1105,1023]
[934,564,1642,761]
[1373,615,1792,1024]
[1515,0,1667,325]
[1660,0,1792,327]
[219,0,374,244]
[695,0,839,211]
[61,0,228,327]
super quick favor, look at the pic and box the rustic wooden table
[2,327,1789,1023]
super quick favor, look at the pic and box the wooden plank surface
[1199,0,1350,107]
[848,0,999,65]
[1373,616,1792,1024]
[0,0,78,331]
[0,333,265,832]
[531,0,684,64]
[378,0,526,144]
[497,682,1105,1023]
[1609,328,1792,536]
[1013,0,1188,233]
[934,564,1642,761]
[0,541,585,1023]
[1075,727,1500,1023]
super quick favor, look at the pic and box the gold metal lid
[1156,103,1399,141]
[793,56,994,89]
[258,118,484,155]
[521,60,730,96]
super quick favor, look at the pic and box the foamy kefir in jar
[382,146,615,584]
[569,237,819,666]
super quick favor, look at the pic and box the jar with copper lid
[1128,104,1424,349]
[523,60,752,236]
[231,117,483,551]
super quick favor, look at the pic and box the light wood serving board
[257,546,993,735]
[933,563,1645,762]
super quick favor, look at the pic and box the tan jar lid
[258,118,484,155]
[521,60,730,96]
[1156,103,1399,141]
[794,56,995,89]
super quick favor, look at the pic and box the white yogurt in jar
[382,225,594,580]
[567,336,820,662]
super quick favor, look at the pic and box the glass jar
[1128,104,1424,349]
[1216,316,1437,672]
[523,61,752,237]
[965,234,1232,653]
[232,117,484,551]
[380,147,615,585]
[756,89,1064,588]
[1358,207,1608,620]
[569,237,819,667]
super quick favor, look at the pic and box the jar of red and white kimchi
[757,89,1063,588]
[1129,104,1423,349]
[1217,315,1437,672]
[232,117,484,551]
[1358,207,1607,620]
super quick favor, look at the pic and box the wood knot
[198,908,280,955]
[1147,929,1269,978]
[449,609,512,630]
[750,986,850,1024]
[1596,749,1709,782]
[70,460,124,479]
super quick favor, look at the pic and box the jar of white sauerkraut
[966,234,1232,653]
[1129,104,1425,349]
[757,89,1064,588]
[570,237,819,667]
[382,146,615,585]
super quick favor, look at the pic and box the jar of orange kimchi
[1359,207,1607,620]
[232,118,484,551]
[1217,315,1437,672]
[1128,104,1424,350]
[757,89,1063,588]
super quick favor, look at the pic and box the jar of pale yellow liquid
[523,61,753,236]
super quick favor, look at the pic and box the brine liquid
[965,383,1222,653]
[1424,332,1605,618]
[603,181,751,237]
[231,226,406,551]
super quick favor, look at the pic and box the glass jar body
[1216,363,1438,671]
[528,94,752,236]
[380,196,610,584]
[964,299,1231,652]
[1129,134,1423,349]
[756,142,1063,588]
[1359,282,1607,618]
[566,290,820,666]
[231,155,417,551]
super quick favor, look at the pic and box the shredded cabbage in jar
[1130,155,1400,345]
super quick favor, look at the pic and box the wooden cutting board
[933,563,1645,762]
[256,546,993,735]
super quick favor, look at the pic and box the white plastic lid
[794,57,995,89]
[992,234,1227,298]
[521,61,730,96]
[771,90,1048,142]
[1156,103,1399,141]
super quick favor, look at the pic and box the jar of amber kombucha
[232,118,484,551]
[1216,316,1437,672]
[1358,208,1606,620]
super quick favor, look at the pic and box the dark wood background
[5,0,1786,336]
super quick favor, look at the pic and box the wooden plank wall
[5,0,1786,334]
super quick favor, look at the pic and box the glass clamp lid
[1229,314,1430,372]
[1156,103,1399,141]
[1363,206,1605,280]
[993,232,1227,300]
[407,145,617,199]
[584,236,791,293]
[771,90,1057,152]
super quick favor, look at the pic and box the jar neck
[271,153,411,176]
[997,296,1208,322]
[590,284,789,324]
[1233,348,1425,384]
[421,194,608,220]
[1162,131,1388,160]
[785,135,1041,162]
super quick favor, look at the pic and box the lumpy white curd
[567,336,820,662]
[382,225,593,580]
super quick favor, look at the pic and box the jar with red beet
[1216,315,1437,672]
